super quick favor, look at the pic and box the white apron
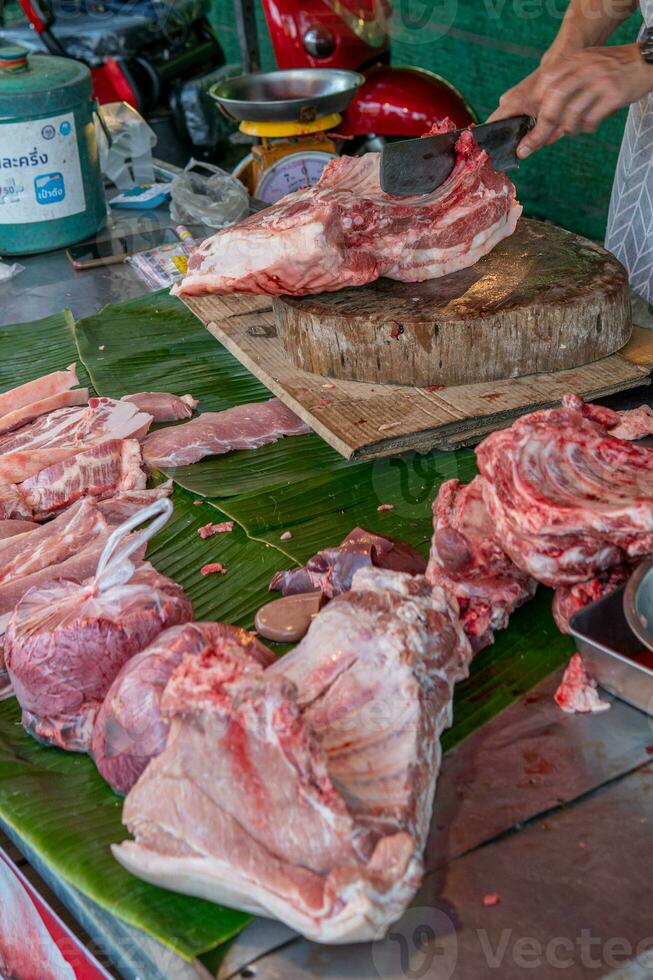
[605,6,653,303]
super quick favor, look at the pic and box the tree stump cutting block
[272,218,632,387]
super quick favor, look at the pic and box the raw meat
[0,519,39,538]
[476,394,653,586]
[0,364,78,419]
[563,394,653,441]
[0,498,109,585]
[174,122,521,297]
[0,852,75,980]
[551,565,633,634]
[198,521,234,538]
[0,387,88,437]
[426,478,537,651]
[554,654,610,714]
[270,526,427,599]
[96,483,173,523]
[14,439,146,520]
[5,502,193,751]
[143,398,310,468]
[114,568,471,943]
[92,622,274,794]
[122,392,198,421]
[0,397,152,484]
[0,540,113,618]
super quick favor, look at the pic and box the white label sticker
[0,112,86,225]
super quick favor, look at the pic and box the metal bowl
[209,68,365,123]
[623,558,653,651]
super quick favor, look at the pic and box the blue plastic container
[0,44,106,254]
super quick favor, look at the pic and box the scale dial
[255,150,337,205]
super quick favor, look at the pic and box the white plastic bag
[169,158,248,230]
[97,102,157,190]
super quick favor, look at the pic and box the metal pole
[234,0,261,73]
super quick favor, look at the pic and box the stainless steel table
[1,230,653,980]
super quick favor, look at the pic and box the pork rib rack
[114,568,471,943]
[173,122,521,298]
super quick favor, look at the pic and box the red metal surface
[261,1,474,137]
[262,0,389,70]
[90,58,139,108]
[338,65,475,136]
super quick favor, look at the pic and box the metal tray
[623,557,653,650]
[209,68,365,123]
[569,586,653,716]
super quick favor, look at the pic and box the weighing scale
[210,68,363,205]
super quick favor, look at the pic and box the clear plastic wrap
[169,159,249,230]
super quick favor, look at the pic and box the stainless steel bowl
[623,558,653,651]
[209,68,365,123]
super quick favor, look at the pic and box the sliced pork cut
[270,526,427,599]
[5,501,193,751]
[114,568,471,943]
[426,478,537,652]
[92,622,274,794]
[0,519,39,539]
[143,398,310,469]
[0,364,79,419]
[476,394,653,586]
[0,387,89,437]
[0,397,152,485]
[174,122,521,297]
[121,392,198,422]
[14,439,146,520]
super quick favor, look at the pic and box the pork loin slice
[0,364,79,419]
[121,392,198,422]
[143,398,310,469]
[114,568,471,942]
[5,563,193,752]
[174,122,521,297]
[426,478,537,652]
[92,622,274,794]
[476,394,653,586]
[270,526,427,599]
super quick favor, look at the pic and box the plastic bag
[97,102,157,190]
[169,159,248,230]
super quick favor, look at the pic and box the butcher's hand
[488,44,653,157]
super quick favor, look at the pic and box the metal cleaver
[380,115,535,196]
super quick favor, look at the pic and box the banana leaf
[0,309,92,391]
[0,485,296,958]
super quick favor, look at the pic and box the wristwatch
[639,27,653,63]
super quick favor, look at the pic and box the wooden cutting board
[273,218,632,387]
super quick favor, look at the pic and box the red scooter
[243,0,475,137]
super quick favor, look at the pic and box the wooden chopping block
[272,218,632,387]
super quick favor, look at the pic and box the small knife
[380,115,535,197]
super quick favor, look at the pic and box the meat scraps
[269,526,427,599]
[114,568,471,943]
[143,397,310,469]
[92,622,274,795]
[426,478,537,652]
[554,654,610,714]
[121,392,198,422]
[475,394,653,586]
[552,565,633,634]
[173,121,521,297]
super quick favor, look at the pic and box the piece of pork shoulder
[92,621,274,794]
[113,568,472,943]
[426,478,537,652]
[269,526,427,599]
[476,394,653,586]
[5,563,192,752]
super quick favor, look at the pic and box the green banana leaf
[0,295,575,962]
[0,309,92,391]
[0,484,298,958]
